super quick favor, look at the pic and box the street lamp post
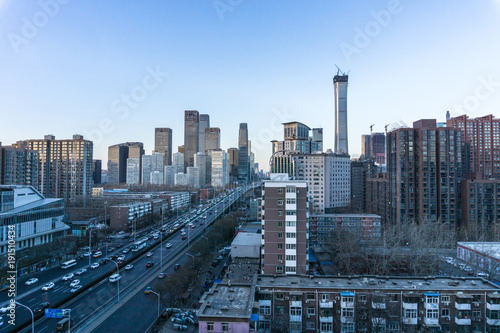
[16,301,34,333]
[88,227,97,267]
[106,258,120,302]
[63,308,72,333]
[149,289,161,319]
[160,229,163,269]
[15,256,28,299]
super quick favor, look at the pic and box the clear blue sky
[1,0,500,171]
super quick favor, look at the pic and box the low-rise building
[109,201,152,231]
[231,232,262,259]
[0,185,68,255]
[457,242,500,276]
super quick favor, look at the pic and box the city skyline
[1,1,500,171]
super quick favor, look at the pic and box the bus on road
[131,239,147,252]
[61,259,77,269]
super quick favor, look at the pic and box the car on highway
[125,264,133,270]
[25,278,39,286]
[42,282,55,291]
[117,243,123,248]
[117,260,125,265]
[158,273,166,279]
[70,280,80,287]
[147,252,153,257]
[75,268,87,275]
[181,235,187,240]
[83,251,92,257]
[146,262,154,268]
[117,255,125,261]
[34,302,50,314]
[0,304,14,314]
[90,263,100,269]
[190,224,195,228]
[144,286,152,294]
[62,273,74,281]
[165,243,172,249]
[122,248,130,254]
[93,251,103,258]
[108,247,115,252]
[174,264,181,270]
[70,285,82,293]
[109,274,121,283]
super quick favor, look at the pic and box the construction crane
[370,124,375,136]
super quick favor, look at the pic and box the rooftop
[198,282,255,319]
[224,258,260,284]
[256,275,500,292]
[232,233,262,247]
[458,242,500,260]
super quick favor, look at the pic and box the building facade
[198,114,210,155]
[126,158,140,185]
[0,146,39,188]
[194,152,207,188]
[92,159,102,184]
[109,201,152,231]
[107,142,144,184]
[262,174,308,275]
[205,127,221,153]
[238,123,249,183]
[351,157,377,212]
[184,110,200,171]
[211,149,229,188]
[142,153,163,185]
[154,127,172,166]
[334,73,349,154]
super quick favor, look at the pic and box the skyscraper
[0,145,39,187]
[173,152,184,174]
[205,127,221,153]
[227,148,239,183]
[334,73,349,154]
[126,158,140,185]
[92,159,102,184]
[361,134,371,157]
[154,128,172,166]
[107,142,144,184]
[142,153,163,184]
[211,149,229,188]
[371,132,386,165]
[194,152,206,188]
[238,123,249,182]
[198,114,210,154]
[14,135,93,200]
[184,110,199,171]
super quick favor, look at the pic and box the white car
[25,278,39,286]
[166,243,172,249]
[42,282,55,291]
[146,252,153,257]
[75,268,87,275]
[70,280,80,287]
[70,285,82,293]
[83,252,92,257]
[62,273,74,281]
[0,304,14,314]
[117,255,125,261]
[90,263,100,269]
[125,264,133,270]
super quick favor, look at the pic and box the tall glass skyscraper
[184,110,199,171]
[154,128,172,166]
[238,123,249,182]
[334,73,349,154]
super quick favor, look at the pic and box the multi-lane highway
[1,186,254,333]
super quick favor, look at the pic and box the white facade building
[194,152,206,188]
[164,165,176,185]
[142,153,163,184]
[173,152,184,174]
[187,167,200,188]
[211,149,229,188]
[126,158,140,185]
[175,173,189,186]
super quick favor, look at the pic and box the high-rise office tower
[0,145,39,187]
[184,110,199,171]
[205,127,220,153]
[387,119,463,228]
[351,157,377,212]
[187,167,200,188]
[238,123,249,182]
[173,152,184,174]
[198,114,210,154]
[227,148,239,183]
[142,153,163,184]
[92,160,102,184]
[154,128,172,166]
[448,114,500,179]
[164,166,177,185]
[334,73,349,154]
[371,132,386,165]
[126,158,140,185]
[194,152,206,188]
[14,135,93,199]
[107,142,144,184]
[311,128,323,152]
[211,149,229,188]
[361,134,371,157]
[261,174,308,275]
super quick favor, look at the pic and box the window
[207,322,214,331]
[278,255,283,261]
[278,232,283,238]
[277,199,283,206]
[341,322,354,332]
[307,307,315,315]
[404,309,417,318]
[278,210,283,216]
[426,296,439,304]
[221,323,229,332]
[359,294,367,302]
[286,255,296,261]
[426,309,439,319]
[285,266,296,272]
[441,308,450,317]
[442,295,450,303]
[342,308,354,317]
[275,305,284,314]
[321,322,333,331]
[278,221,283,227]
[342,296,354,303]
[286,221,296,227]
[286,244,296,249]
[286,210,296,215]
[290,307,302,316]
[306,321,315,330]
[286,232,296,238]
[276,265,283,273]
[260,306,271,315]
[277,243,283,249]
[322,293,330,301]
[278,188,283,194]
[286,186,296,193]
[286,198,296,204]
[473,309,481,318]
